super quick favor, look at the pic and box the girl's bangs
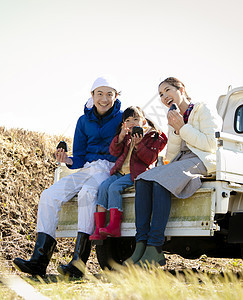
[122,107,143,121]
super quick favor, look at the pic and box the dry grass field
[0,127,74,269]
[1,126,243,299]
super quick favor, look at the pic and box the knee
[154,182,169,194]
[40,188,62,209]
[108,182,120,195]
[153,182,162,189]
[78,185,97,206]
[39,188,51,205]
[135,179,148,189]
[136,179,146,185]
[99,181,108,194]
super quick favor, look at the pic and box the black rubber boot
[123,241,146,265]
[57,232,91,277]
[13,232,57,276]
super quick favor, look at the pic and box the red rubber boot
[89,212,106,240]
[99,208,123,237]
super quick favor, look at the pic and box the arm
[179,103,222,153]
[67,117,87,169]
[165,126,182,161]
[109,134,125,157]
[109,121,130,156]
[135,132,167,165]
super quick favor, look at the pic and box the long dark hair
[158,77,191,101]
[115,106,159,136]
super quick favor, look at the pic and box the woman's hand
[118,122,130,143]
[167,110,185,134]
[55,148,73,165]
[132,133,143,148]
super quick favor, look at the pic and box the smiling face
[92,86,117,115]
[158,82,183,109]
[124,115,144,132]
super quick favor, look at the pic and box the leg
[99,174,133,237]
[90,174,122,240]
[135,179,153,242]
[123,241,146,265]
[58,169,111,276]
[124,179,153,264]
[97,205,106,212]
[57,232,91,277]
[89,211,107,240]
[13,233,56,276]
[99,208,123,237]
[96,174,122,210]
[77,171,111,234]
[138,183,171,266]
[13,169,93,276]
[107,173,133,210]
[37,169,98,238]
[148,182,171,246]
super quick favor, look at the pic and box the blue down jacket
[69,99,123,169]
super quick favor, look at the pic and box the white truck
[55,86,243,269]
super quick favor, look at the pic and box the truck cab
[55,86,243,269]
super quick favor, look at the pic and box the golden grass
[0,126,73,268]
[21,264,243,300]
[1,126,243,299]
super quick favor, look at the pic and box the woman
[124,77,222,266]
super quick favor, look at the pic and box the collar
[183,103,194,124]
[93,105,114,120]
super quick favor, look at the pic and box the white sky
[1,0,243,137]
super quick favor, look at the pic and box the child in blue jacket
[13,76,123,277]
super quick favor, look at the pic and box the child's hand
[132,133,143,147]
[118,122,129,143]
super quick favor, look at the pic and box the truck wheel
[95,237,136,270]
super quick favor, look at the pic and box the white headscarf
[90,75,120,93]
[86,75,120,108]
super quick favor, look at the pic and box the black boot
[13,232,57,276]
[57,232,91,277]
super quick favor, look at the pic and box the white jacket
[166,102,223,174]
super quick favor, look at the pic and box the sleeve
[165,126,182,161]
[109,134,125,157]
[179,103,222,153]
[136,132,167,165]
[67,117,87,169]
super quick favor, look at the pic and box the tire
[96,237,136,270]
